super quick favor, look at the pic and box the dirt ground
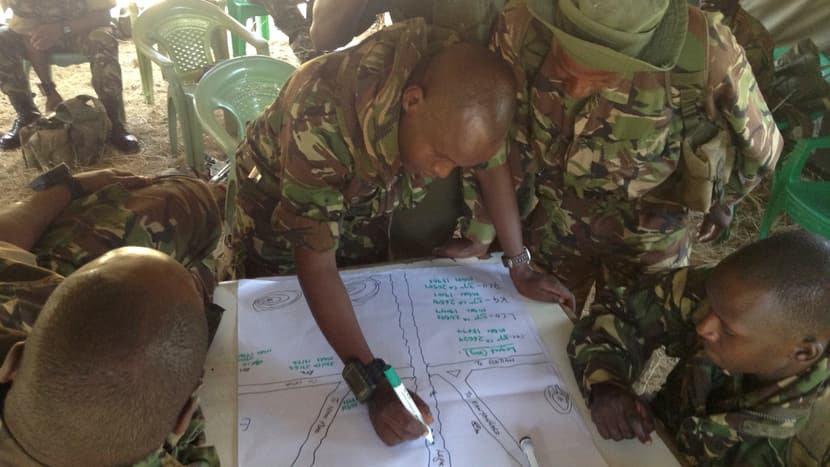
[0,30,792,265]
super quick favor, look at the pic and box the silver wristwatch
[501,246,531,269]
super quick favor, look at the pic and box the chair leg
[758,208,777,239]
[168,95,179,156]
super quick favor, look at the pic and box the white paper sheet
[237,263,607,467]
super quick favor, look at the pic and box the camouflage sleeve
[0,242,63,335]
[567,266,709,400]
[272,94,351,253]
[460,2,541,244]
[707,16,783,207]
[675,416,791,467]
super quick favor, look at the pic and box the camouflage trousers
[33,176,224,278]
[0,25,125,123]
[526,184,693,313]
[252,0,319,63]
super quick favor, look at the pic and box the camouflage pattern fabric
[229,19,510,278]
[0,176,223,467]
[463,2,781,308]
[721,7,775,101]
[568,266,830,466]
[0,0,127,126]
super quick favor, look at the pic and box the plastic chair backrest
[759,136,830,238]
[132,0,262,84]
[194,56,296,156]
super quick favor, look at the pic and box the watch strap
[29,163,85,199]
[501,246,532,269]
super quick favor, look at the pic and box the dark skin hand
[368,380,434,446]
[294,245,433,445]
[698,203,733,243]
[434,239,576,312]
[590,383,654,444]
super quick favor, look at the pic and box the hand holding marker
[383,366,434,444]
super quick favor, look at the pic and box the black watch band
[29,163,85,200]
[342,358,388,403]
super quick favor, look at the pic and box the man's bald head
[399,43,517,178]
[4,247,208,467]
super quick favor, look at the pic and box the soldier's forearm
[476,163,523,257]
[0,186,73,251]
[294,245,375,365]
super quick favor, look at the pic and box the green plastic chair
[759,136,830,239]
[127,1,156,105]
[193,55,295,226]
[132,0,269,175]
[226,0,270,57]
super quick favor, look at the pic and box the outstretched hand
[433,238,491,259]
[698,204,733,243]
[589,383,654,444]
[509,264,576,313]
[368,382,433,446]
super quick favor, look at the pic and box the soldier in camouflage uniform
[309,0,506,258]
[0,0,139,153]
[228,19,574,444]
[453,0,783,314]
[568,230,830,466]
[0,170,223,466]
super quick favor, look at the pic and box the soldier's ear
[0,341,25,383]
[792,338,824,363]
[401,85,425,113]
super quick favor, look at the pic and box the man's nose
[696,313,720,342]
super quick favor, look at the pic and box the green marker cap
[383,366,401,386]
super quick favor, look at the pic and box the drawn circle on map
[252,290,303,312]
[344,277,381,304]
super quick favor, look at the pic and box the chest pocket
[564,80,680,199]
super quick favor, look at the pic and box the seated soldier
[568,230,830,466]
[0,0,140,153]
[228,21,574,445]
[0,167,224,466]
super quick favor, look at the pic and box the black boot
[102,96,140,154]
[0,92,40,150]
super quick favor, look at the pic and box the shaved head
[4,248,208,466]
[399,42,517,178]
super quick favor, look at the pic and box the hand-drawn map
[237,263,607,467]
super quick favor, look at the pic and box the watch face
[342,362,374,402]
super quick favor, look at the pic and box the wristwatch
[62,23,73,35]
[501,246,532,269]
[342,358,388,402]
[29,163,85,199]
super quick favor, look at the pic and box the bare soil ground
[0,32,792,265]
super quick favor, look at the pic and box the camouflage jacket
[721,7,776,102]
[7,0,116,34]
[568,266,830,466]
[0,242,220,467]
[467,1,782,238]
[233,19,504,273]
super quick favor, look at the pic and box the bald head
[417,42,516,150]
[4,247,208,466]
[399,43,517,177]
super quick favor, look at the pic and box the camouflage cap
[527,0,689,72]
